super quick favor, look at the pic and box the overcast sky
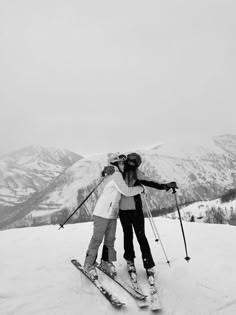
[0,0,236,156]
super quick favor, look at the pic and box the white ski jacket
[93,168,144,219]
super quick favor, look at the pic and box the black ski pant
[119,208,155,269]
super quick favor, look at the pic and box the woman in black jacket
[118,153,177,275]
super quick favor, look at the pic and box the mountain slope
[0,154,105,229]
[213,134,236,157]
[0,146,82,225]
[2,135,236,230]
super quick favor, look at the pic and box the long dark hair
[124,169,138,187]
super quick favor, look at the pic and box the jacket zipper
[108,202,112,211]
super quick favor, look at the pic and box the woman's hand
[165,181,178,191]
[101,165,115,177]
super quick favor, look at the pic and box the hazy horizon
[1,0,236,156]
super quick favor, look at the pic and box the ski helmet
[107,152,127,165]
[126,152,142,167]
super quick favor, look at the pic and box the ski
[71,259,125,308]
[127,265,149,308]
[95,263,147,301]
[147,272,161,311]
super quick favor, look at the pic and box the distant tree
[220,188,236,203]
[204,207,225,224]
[229,210,236,226]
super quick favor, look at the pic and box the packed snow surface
[1,217,236,315]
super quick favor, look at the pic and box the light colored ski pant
[84,215,117,267]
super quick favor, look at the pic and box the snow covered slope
[0,154,106,229]
[0,145,82,207]
[169,197,236,224]
[0,218,236,315]
[2,134,236,230]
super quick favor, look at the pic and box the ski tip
[137,300,149,308]
[134,290,148,299]
[151,300,162,312]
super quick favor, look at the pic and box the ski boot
[127,260,136,273]
[100,260,117,277]
[146,267,155,285]
[84,264,98,280]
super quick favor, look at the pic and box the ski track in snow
[214,299,236,314]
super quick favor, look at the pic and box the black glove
[101,165,115,177]
[165,181,178,191]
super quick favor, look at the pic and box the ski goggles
[118,154,127,161]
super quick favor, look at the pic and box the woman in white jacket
[83,153,144,278]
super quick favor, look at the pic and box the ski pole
[58,177,105,230]
[171,188,191,262]
[142,194,171,266]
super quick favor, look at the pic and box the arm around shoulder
[112,172,144,196]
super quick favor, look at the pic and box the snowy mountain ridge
[1,134,236,230]
[0,145,82,213]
